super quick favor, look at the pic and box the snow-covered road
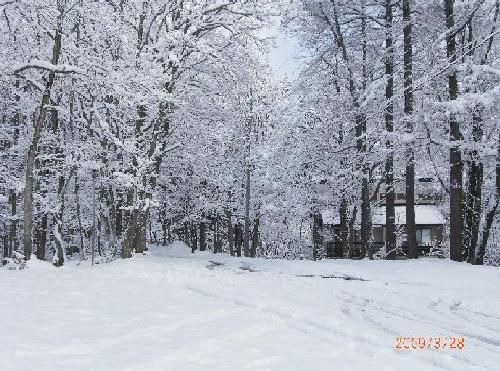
[1,243,499,370]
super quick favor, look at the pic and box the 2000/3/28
[395,337,465,351]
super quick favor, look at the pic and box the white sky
[266,30,301,80]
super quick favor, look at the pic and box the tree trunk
[444,0,463,262]
[250,218,260,258]
[149,213,155,245]
[160,206,167,246]
[105,184,120,254]
[2,235,8,262]
[8,81,20,258]
[167,220,172,243]
[75,173,85,259]
[183,221,190,248]
[213,216,218,253]
[8,189,17,258]
[404,0,418,259]
[123,102,148,256]
[162,218,167,246]
[119,2,161,258]
[214,215,223,254]
[122,187,149,257]
[465,108,483,263]
[475,130,499,264]
[235,222,242,257]
[35,214,47,260]
[226,208,234,256]
[190,223,198,253]
[339,198,348,257]
[22,10,64,260]
[360,0,372,259]
[199,218,207,251]
[361,174,372,259]
[356,113,371,259]
[135,209,147,254]
[115,190,124,239]
[243,167,251,257]
[348,206,358,259]
[385,0,396,260]
[122,208,138,258]
[52,175,66,267]
[462,20,484,264]
[312,211,323,261]
[329,0,370,258]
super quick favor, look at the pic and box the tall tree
[476,130,500,265]
[20,1,66,260]
[444,0,463,261]
[384,0,396,260]
[403,0,418,259]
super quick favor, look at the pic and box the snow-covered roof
[373,205,444,225]
[321,209,337,225]
[323,205,444,226]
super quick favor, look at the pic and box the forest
[0,0,499,266]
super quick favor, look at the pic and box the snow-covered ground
[1,243,499,371]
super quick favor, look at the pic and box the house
[322,178,445,258]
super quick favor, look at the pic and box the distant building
[322,177,445,258]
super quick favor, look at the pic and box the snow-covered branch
[13,60,84,75]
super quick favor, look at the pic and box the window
[416,228,431,246]
[396,193,406,201]
[418,177,433,183]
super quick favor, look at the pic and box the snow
[12,60,84,75]
[1,243,499,370]
[321,209,339,225]
[323,205,444,226]
[372,205,445,225]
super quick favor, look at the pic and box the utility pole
[91,169,97,266]
[243,91,253,258]
[243,166,251,257]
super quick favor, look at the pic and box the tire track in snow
[186,284,409,349]
[320,288,499,370]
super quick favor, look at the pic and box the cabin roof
[322,205,444,226]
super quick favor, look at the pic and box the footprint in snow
[207,261,225,270]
